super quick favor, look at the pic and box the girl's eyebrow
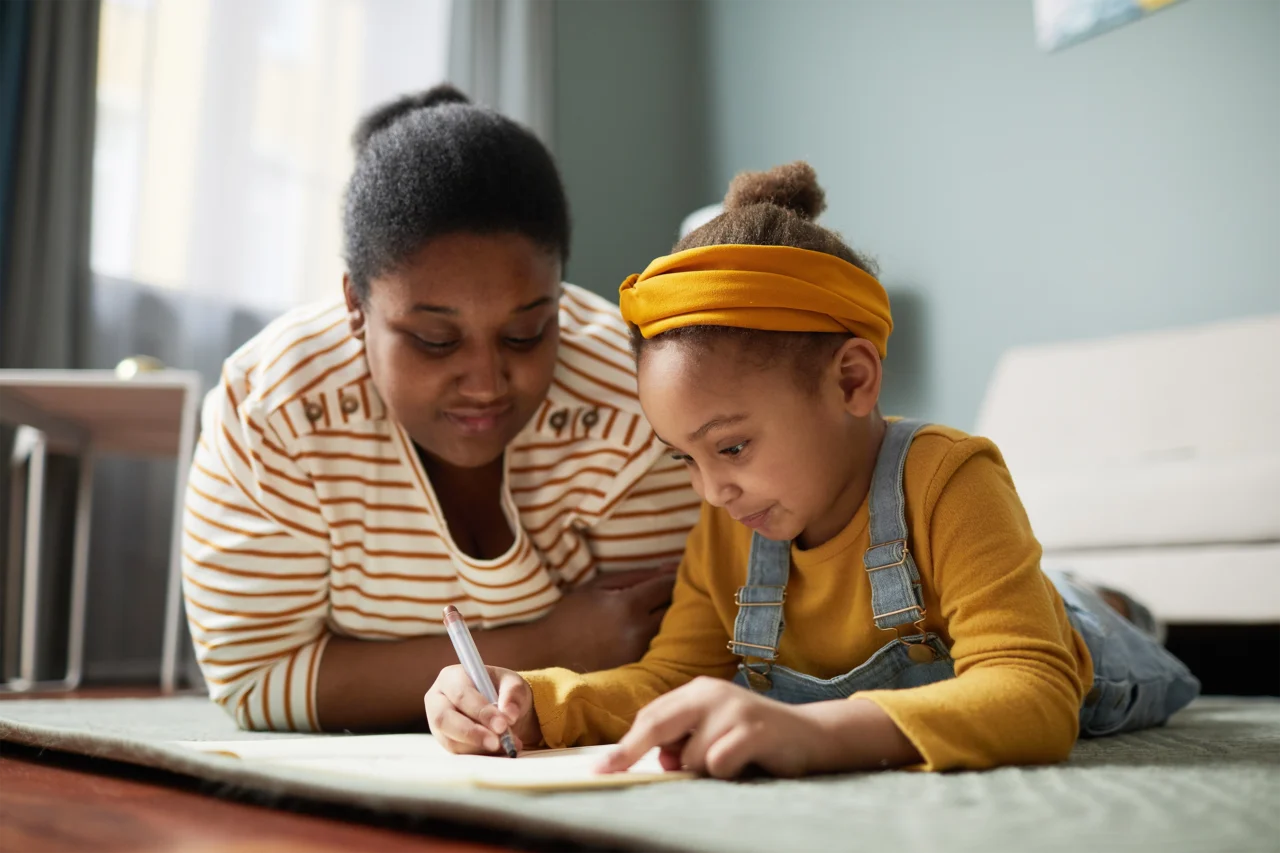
[689,414,747,442]
[656,413,748,448]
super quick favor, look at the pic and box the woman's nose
[456,343,509,401]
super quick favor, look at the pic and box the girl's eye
[720,442,747,457]
[669,452,694,465]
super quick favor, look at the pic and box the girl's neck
[796,414,886,550]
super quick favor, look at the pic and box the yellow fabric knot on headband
[618,244,893,358]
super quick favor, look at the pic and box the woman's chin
[412,430,509,471]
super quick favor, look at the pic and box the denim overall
[729,419,1200,737]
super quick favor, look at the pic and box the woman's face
[346,232,562,469]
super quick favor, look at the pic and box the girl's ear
[832,337,882,418]
[343,274,367,339]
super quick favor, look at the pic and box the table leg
[17,433,47,688]
[63,450,94,689]
[4,447,29,679]
[161,388,200,693]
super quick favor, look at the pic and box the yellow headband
[618,244,892,358]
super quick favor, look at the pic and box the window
[91,0,451,311]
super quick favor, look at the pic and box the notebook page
[174,735,692,791]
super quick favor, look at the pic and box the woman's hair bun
[723,161,826,221]
[352,83,472,152]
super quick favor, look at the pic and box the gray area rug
[2,695,1278,852]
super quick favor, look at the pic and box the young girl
[424,163,1199,774]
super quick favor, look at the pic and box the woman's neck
[796,414,886,550]
[419,449,505,500]
[417,447,513,560]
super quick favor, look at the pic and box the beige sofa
[975,314,1280,624]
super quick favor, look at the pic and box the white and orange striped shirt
[183,284,700,732]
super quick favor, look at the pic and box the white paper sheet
[174,734,691,791]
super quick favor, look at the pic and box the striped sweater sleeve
[182,373,332,732]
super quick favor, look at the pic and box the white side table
[0,370,202,693]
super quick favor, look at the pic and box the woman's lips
[444,405,513,435]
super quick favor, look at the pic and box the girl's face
[346,232,562,469]
[638,335,883,549]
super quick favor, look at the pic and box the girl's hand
[596,677,923,779]
[595,677,830,778]
[424,665,541,755]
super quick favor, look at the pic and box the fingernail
[489,718,507,734]
[485,734,499,751]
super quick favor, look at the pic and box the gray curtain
[0,1,30,291]
[0,0,99,370]
[0,0,100,684]
[0,1,275,687]
[449,0,555,149]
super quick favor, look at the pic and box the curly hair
[632,162,879,386]
[343,84,570,300]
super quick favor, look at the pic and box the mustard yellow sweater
[523,424,1092,771]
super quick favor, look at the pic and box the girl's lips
[735,506,774,531]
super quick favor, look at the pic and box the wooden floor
[0,689,566,853]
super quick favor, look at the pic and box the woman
[183,86,699,732]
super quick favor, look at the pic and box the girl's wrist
[795,698,922,772]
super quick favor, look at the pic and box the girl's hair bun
[723,161,826,221]
[352,83,472,152]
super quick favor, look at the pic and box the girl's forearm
[798,698,923,772]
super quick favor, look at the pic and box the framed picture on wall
[1034,0,1186,51]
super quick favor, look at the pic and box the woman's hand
[544,565,678,672]
[424,665,541,754]
[595,677,922,779]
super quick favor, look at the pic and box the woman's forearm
[315,619,564,732]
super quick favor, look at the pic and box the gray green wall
[701,0,1280,427]
[554,0,1280,428]
[554,0,708,300]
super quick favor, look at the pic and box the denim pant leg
[1045,570,1201,737]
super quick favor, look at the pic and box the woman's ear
[832,337,882,418]
[343,274,367,339]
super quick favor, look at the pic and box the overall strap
[863,419,929,632]
[728,533,791,662]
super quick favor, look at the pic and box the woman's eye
[504,333,544,350]
[720,442,747,457]
[413,336,459,352]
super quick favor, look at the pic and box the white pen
[442,604,519,758]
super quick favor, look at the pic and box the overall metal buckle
[866,538,910,572]
[727,640,777,691]
[873,608,937,663]
[733,586,786,606]
[738,657,774,691]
